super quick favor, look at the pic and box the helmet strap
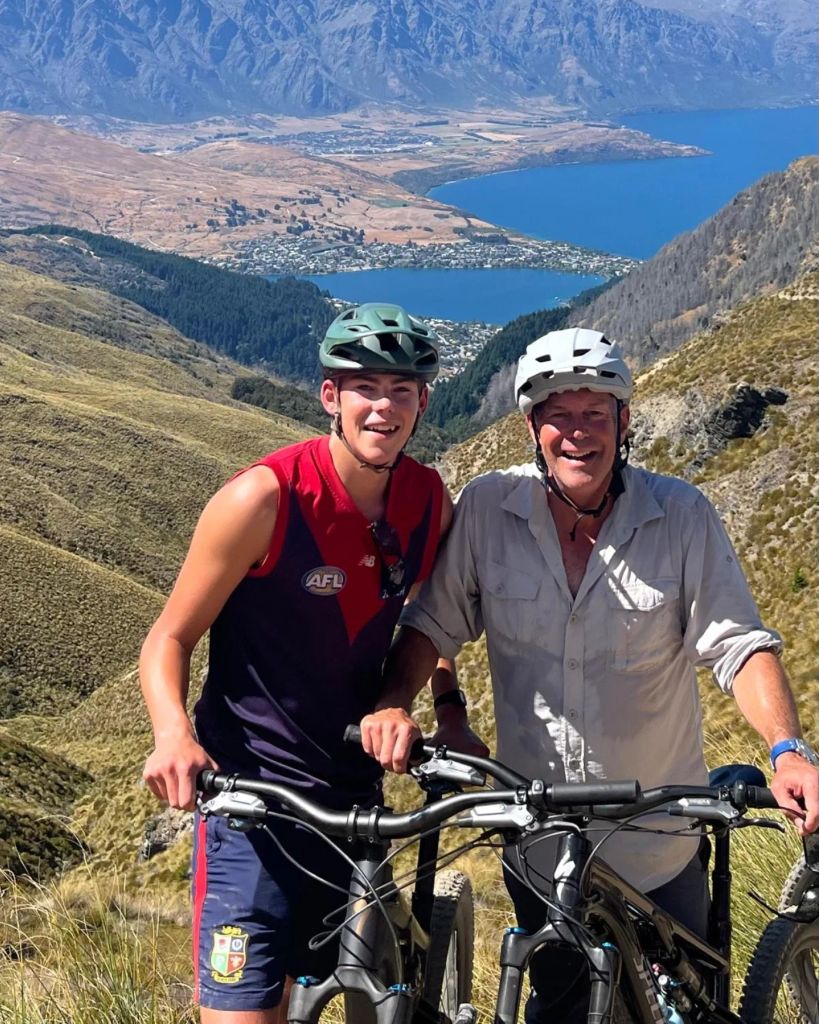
[614,399,631,471]
[331,408,403,475]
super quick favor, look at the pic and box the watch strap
[433,688,467,711]
[770,737,818,770]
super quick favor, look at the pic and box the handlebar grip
[343,723,427,763]
[550,780,641,807]
[343,724,362,746]
[197,769,218,791]
[745,785,780,809]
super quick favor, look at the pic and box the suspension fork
[708,827,732,1005]
[494,832,621,1023]
[288,838,417,1024]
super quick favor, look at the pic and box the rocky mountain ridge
[457,157,819,430]
[0,0,813,120]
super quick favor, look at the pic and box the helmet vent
[381,318,399,327]
[377,332,401,351]
[535,354,552,363]
[574,348,590,356]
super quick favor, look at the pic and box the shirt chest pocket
[482,559,541,644]
[605,578,681,672]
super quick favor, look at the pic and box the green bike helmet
[320,303,440,383]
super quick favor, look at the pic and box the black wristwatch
[433,688,468,711]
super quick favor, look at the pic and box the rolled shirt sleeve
[681,493,782,693]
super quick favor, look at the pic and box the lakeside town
[214,234,639,278]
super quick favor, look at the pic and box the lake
[301,105,816,324]
[303,267,604,325]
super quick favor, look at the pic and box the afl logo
[302,566,347,596]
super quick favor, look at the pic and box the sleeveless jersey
[194,436,443,809]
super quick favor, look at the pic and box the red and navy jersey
[194,436,443,808]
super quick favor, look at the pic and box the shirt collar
[500,463,666,533]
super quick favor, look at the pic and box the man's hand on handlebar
[143,727,219,811]
[770,755,819,836]
[360,707,421,774]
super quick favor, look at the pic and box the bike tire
[738,859,819,1024]
[422,869,475,1018]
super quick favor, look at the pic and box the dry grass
[0,264,816,1017]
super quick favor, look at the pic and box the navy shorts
[192,811,355,1010]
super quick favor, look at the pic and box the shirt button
[568,758,581,770]
[568,708,578,720]
[568,659,579,670]
[569,614,578,624]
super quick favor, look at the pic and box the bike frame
[492,829,742,1024]
[287,789,445,1024]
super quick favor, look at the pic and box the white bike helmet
[515,328,632,415]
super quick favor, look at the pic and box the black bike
[198,734,818,1023]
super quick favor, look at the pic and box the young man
[368,327,819,1023]
[140,303,482,1024]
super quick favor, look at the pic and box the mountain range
[1,0,814,120]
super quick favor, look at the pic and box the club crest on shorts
[302,565,346,595]
[210,925,248,983]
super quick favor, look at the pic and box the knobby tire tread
[423,869,475,1014]
[738,860,819,1024]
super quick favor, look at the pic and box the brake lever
[731,817,787,833]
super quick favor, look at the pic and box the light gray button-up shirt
[401,463,781,890]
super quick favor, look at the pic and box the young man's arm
[732,650,819,834]
[140,467,279,810]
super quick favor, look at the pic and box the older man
[363,327,819,1023]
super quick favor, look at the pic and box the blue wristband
[770,738,818,770]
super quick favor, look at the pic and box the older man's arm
[732,649,819,835]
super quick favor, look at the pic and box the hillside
[0,0,812,119]
[0,258,314,719]
[442,273,818,740]
[1,225,335,381]
[578,157,819,366]
[429,157,819,436]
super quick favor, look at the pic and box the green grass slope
[0,257,317,876]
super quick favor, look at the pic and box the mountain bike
[198,735,817,1023]
[198,731,481,1024]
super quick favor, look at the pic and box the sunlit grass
[0,871,194,1024]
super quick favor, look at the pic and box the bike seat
[708,763,766,788]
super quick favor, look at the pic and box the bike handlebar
[197,731,779,843]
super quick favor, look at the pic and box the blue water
[431,106,817,260]
[302,106,816,323]
[304,267,603,324]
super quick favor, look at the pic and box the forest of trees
[577,159,818,364]
[23,226,334,381]
[427,280,616,439]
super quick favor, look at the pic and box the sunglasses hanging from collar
[369,519,407,599]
